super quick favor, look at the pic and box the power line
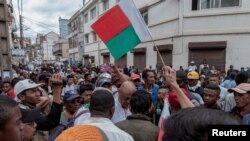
[22,16,70,33]
[22,17,59,33]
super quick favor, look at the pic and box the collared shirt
[111,95,131,123]
[138,84,159,105]
[81,117,134,141]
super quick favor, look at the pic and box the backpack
[48,110,89,141]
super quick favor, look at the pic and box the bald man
[112,81,136,123]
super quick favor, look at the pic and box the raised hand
[50,74,63,104]
[36,96,49,109]
[50,74,63,86]
[162,66,178,88]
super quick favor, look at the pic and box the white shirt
[81,117,134,141]
[111,95,131,123]
[74,107,91,125]
[63,84,77,94]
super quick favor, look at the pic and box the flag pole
[148,31,166,67]
[130,0,166,67]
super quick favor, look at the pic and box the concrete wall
[71,0,250,70]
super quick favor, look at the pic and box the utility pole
[18,0,24,49]
[0,0,12,80]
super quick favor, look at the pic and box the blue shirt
[138,84,159,104]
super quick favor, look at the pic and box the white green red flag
[91,0,151,60]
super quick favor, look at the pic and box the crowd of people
[0,61,250,141]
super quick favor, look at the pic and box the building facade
[53,38,69,62]
[59,17,69,39]
[67,9,84,65]
[42,31,59,63]
[69,0,250,72]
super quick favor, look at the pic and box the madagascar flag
[91,0,151,60]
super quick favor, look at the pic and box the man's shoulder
[115,120,129,128]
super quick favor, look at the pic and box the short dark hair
[11,78,21,87]
[84,73,91,79]
[78,84,95,95]
[0,95,18,130]
[209,74,220,80]
[67,74,74,79]
[159,85,169,90]
[130,90,152,115]
[235,71,249,85]
[89,88,114,113]
[37,73,51,83]
[163,108,238,141]
[205,84,221,94]
[142,70,153,79]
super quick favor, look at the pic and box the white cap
[190,61,195,64]
[14,79,43,96]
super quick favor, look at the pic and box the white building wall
[75,0,250,70]
[42,32,59,61]
[172,34,250,70]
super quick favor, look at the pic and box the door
[115,54,127,68]
[156,51,172,70]
[189,49,226,71]
[134,53,146,72]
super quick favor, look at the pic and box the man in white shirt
[188,61,198,72]
[80,87,134,141]
[112,81,136,123]
[64,75,77,94]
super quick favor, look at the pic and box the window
[103,0,109,11]
[90,7,97,20]
[93,32,97,42]
[141,10,148,25]
[84,13,88,23]
[192,0,240,10]
[85,34,89,44]
[221,0,240,7]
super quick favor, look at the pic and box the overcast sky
[13,0,86,43]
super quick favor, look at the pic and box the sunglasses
[133,79,141,83]
[69,99,81,104]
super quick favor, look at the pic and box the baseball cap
[168,88,190,109]
[228,83,250,94]
[190,61,195,64]
[176,71,187,81]
[200,75,206,79]
[20,108,41,123]
[187,71,199,80]
[63,90,80,101]
[99,73,111,79]
[14,79,44,96]
[131,74,140,80]
[95,77,111,87]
